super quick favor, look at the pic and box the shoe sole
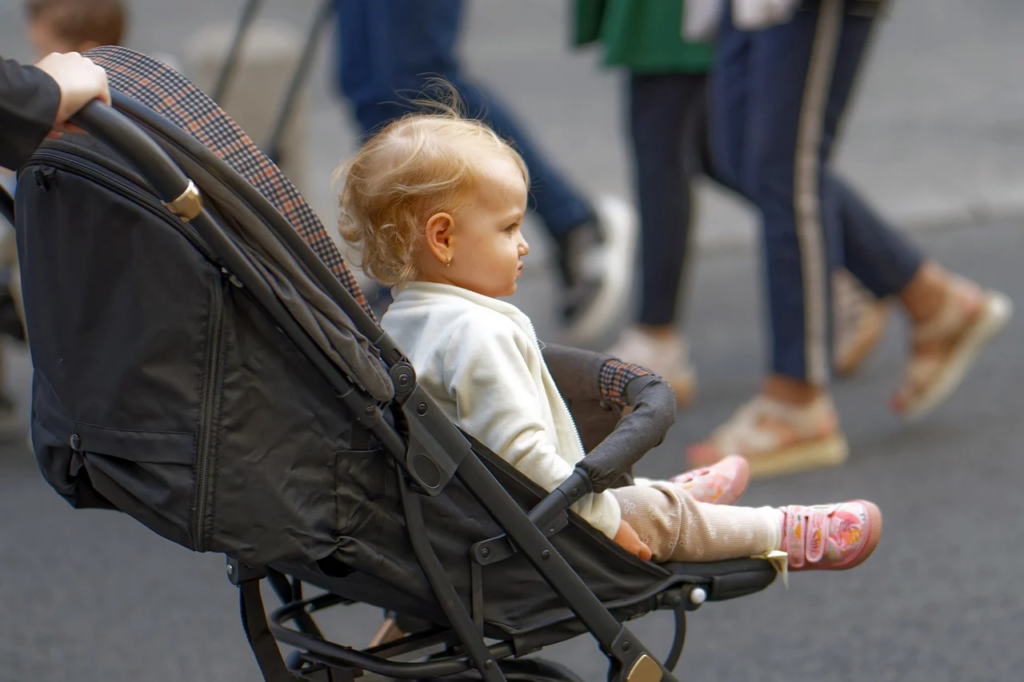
[561,196,637,346]
[835,303,888,378]
[744,434,850,480]
[796,500,883,572]
[900,291,1013,420]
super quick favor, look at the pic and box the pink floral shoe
[669,454,750,505]
[779,500,882,571]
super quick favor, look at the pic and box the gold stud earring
[445,255,452,268]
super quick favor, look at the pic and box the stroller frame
[16,78,776,680]
[76,96,672,682]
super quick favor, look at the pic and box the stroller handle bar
[72,100,203,222]
[580,373,676,495]
[540,374,677,528]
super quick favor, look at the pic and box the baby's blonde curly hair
[335,101,528,286]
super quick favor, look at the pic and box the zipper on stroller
[28,148,227,552]
[193,277,225,551]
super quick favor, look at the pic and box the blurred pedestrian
[574,0,709,404]
[25,0,125,61]
[333,0,637,343]
[574,0,890,406]
[689,0,1013,476]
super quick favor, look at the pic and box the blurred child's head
[337,99,531,299]
[26,0,126,61]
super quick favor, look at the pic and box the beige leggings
[611,481,780,563]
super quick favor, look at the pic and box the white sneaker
[558,195,637,346]
[606,328,697,406]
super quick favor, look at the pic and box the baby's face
[444,154,529,298]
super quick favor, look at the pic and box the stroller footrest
[666,558,778,602]
[708,569,776,601]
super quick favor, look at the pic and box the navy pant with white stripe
[710,0,923,385]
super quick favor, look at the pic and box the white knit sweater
[381,282,622,539]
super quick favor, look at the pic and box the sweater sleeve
[442,316,621,539]
[0,58,61,170]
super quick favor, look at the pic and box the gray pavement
[1,1,1023,680]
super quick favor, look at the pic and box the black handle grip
[69,98,192,205]
[579,374,677,494]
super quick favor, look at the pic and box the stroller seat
[11,46,779,682]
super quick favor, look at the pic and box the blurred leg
[630,72,707,328]
[334,0,591,237]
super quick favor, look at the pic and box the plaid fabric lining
[598,359,653,407]
[85,46,373,318]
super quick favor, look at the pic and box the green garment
[574,0,716,74]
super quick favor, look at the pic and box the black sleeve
[0,57,61,170]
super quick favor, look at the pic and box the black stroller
[7,47,779,681]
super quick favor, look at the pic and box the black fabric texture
[16,135,377,566]
[0,58,61,169]
[118,105,393,402]
[279,441,775,647]
[541,343,622,454]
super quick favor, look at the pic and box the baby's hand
[613,520,652,561]
[35,52,111,133]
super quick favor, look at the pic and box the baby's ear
[424,212,454,260]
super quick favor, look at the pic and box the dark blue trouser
[710,0,923,385]
[334,0,592,238]
[628,72,709,328]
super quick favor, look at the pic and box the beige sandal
[834,271,888,377]
[894,277,1012,420]
[687,395,849,479]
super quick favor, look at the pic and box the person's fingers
[35,52,111,125]
[94,67,111,105]
[637,542,652,562]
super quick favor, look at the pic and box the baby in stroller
[336,104,882,570]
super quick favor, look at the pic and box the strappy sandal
[833,270,888,377]
[894,277,1012,420]
[687,395,848,479]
